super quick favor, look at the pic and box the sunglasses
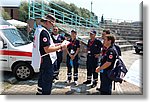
[47,20,55,25]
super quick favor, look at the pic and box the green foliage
[50,0,97,19]
[18,1,28,22]
[1,9,11,20]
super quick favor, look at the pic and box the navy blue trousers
[86,55,98,81]
[66,55,79,81]
[100,70,113,95]
[37,57,54,95]
[53,52,63,78]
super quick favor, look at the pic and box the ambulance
[0,19,38,80]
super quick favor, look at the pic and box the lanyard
[89,40,95,46]
[70,39,76,46]
[102,46,107,56]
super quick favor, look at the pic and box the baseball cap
[71,29,77,33]
[41,14,56,23]
[90,30,96,35]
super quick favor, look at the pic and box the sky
[0,0,143,22]
[60,0,142,22]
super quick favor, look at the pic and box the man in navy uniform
[83,30,103,88]
[51,26,65,80]
[32,14,67,95]
[65,30,80,85]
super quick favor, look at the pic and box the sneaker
[96,88,101,91]
[55,76,59,80]
[74,81,78,85]
[91,82,97,88]
[65,80,71,84]
[83,80,91,84]
[52,80,55,83]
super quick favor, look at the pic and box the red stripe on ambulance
[0,50,32,57]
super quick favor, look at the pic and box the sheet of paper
[61,40,70,46]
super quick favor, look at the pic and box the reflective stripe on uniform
[37,86,42,95]
[87,76,92,80]
[73,73,78,77]
[93,78,98,81]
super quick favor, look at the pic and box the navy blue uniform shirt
[40,27,51,57]
[87,39,102,55]
[67,38,80,55]
[100,45,117,70]
[51,32,65,44]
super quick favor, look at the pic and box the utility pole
[90,1,93,27]
[91,1,93,13]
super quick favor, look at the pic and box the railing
[28,0,99,29]
[28,0,103,44]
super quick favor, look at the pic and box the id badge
[70,49,75,54]
[88,51,91,53]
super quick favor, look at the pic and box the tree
[50,0,95,19]
[18,1,28,22]
[1,9,11,20]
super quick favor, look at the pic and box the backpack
[107,46,128,90]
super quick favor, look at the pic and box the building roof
[0,0,20,7]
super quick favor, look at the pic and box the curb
[7,77,17,84]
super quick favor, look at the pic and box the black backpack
[107,46,128,90]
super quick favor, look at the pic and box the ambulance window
[1,28,31,47]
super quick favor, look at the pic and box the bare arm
[95,61,112,73]
[44,45,61,54]
[66,47,71,56]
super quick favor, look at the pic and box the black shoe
[52,80,55,83]
[65,80,71,84]
[83,80,91,84]
[91,82,97,88]
[55,76,59,80]
[96,88,101,91]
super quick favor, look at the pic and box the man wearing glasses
[32,14,67,95]
[51,26,65,81]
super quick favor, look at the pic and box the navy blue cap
[90,30,96,35]
[71,29,77,33]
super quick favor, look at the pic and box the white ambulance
[0,19,39,80]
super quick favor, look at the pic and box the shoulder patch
[43,37,47,42]
[109,55,113,59]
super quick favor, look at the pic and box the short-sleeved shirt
[100,45,117,70]
[51,33,65,61]
[67,38,80,55]
[114,44,121,56]
[51,32,65,44]
[87,39,102,55]
[39,29,51,56]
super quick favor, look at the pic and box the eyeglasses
[48,20,55,25]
